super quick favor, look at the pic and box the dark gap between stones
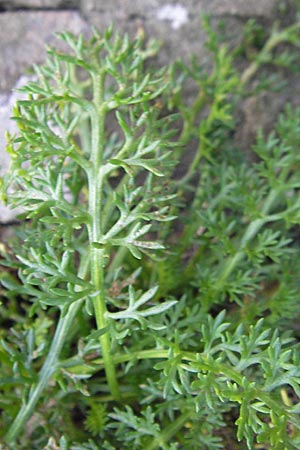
[0,1,80,13]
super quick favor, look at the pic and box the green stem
[61,346,299,428]
[90,247,121,401]
[178,90,206,147]
[5,250,90,445]
[61,348,191,370]
[88,71,121,401]
[5,300,83,445]
[241,23,299,86]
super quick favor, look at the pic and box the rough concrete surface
[0,0,299,222]
[204,0,276,18]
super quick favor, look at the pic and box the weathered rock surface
[204,0,276,18]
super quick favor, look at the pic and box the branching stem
[241,22,300,85]
[62,346,298,435]
[87,71,121,401]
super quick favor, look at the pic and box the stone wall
[0,0,298,222]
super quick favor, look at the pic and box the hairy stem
[88,70,121,401]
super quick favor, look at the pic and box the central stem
[88,71,121,401]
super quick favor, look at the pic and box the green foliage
[1,16,300,450]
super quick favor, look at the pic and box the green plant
[1,17,300,450]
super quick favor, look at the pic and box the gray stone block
[0,0,78,9]
[0,11,89,93]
